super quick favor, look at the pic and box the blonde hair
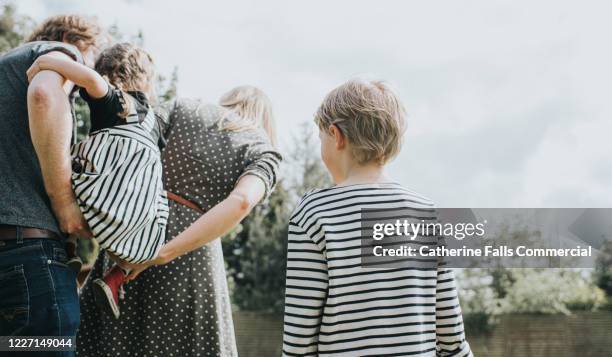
[219,85,277,147]
[27,14,108,52]
[314,79,407,165]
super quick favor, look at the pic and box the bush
[499,269,606,315]
[223,184,291,313]
[457,269,503,333]
[595,241,612,298]
[223,124,332,312]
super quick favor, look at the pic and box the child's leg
[92,260,132,319]
[111,265,131,300]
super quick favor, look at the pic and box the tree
[458,223,607,332]
[287,123,332,198]
[223,183,292,312]
[223,124,332,312]
[595,241,612,299]
[0,4,33,54]
[157,66,178,103]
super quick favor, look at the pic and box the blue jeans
[0,235,80,356]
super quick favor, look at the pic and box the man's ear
[329,124,345,150]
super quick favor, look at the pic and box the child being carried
[27,43,169,319]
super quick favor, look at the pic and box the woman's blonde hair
[314,79,407,165]
[27,14,108,53]
[94,43,156,117]
[219,86,277,147]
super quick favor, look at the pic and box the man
[0,14,107,350]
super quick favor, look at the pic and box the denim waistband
[0,238,65,263]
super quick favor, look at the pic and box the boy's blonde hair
[315,79,407,165]
[219,85,277,147]
[95,43,155,98]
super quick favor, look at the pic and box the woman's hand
[123,251,171,282]
[123,260,157,282]
[105,251,167,282]
[154,175,266,262]
[122,175,265,282]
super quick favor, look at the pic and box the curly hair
[26,14,107,52]
[94,43,156,116]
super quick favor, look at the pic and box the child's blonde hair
[94,43,156,116]
[219,85,277,147]
[314,79,407,165]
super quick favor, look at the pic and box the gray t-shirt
[0,41,82,234]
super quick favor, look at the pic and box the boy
[282,79,472,356]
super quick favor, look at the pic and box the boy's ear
[329,124,345,150]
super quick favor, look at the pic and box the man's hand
[52,194,93,238]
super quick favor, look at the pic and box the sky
[12,0,612,207]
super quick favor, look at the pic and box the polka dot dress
[77,99,282,357]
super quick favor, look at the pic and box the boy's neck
[336,161,389,186]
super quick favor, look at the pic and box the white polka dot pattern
[77,99,281,357]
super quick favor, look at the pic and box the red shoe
[92,265,125,319]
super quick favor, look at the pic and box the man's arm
[27,56,92,238]
[27,54,107,98]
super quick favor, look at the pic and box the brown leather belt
[166,191,204,214]
[0,225,60,241]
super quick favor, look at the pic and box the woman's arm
[125,174,266,279]
[27,53,108,98]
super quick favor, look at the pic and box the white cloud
[14,0,612,207]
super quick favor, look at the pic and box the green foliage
[499,269,606,314]
[595,241,612,298]
[157,67,178,103]
[223,124,332,312]
[0,4,33,54]
[224,184,292,313]
[460,268,607,333]
[287,123,332,198]
[457,269,503,334]
[459,225,606,331]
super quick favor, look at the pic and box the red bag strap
[166,191,204,214]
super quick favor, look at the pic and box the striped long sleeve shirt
[282,183,472,357]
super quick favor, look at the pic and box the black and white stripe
[71,99,169,264]
[283,183,472,357]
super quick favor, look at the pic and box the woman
[77,86,281,356]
